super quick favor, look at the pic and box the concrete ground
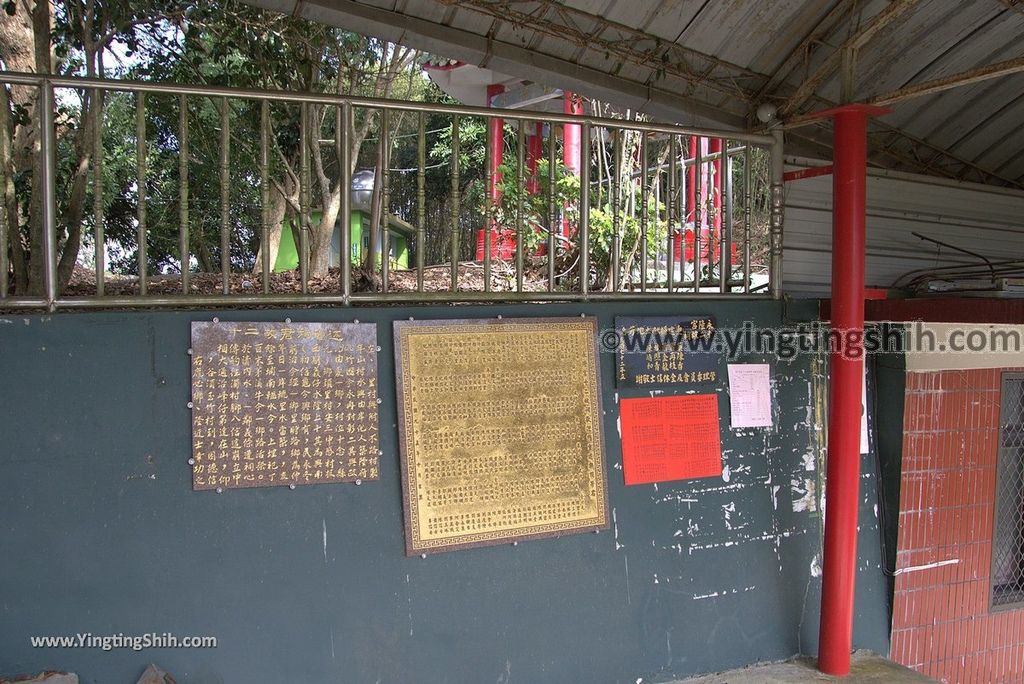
[672,650,935,683]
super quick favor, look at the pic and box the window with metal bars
[992,372,1024,609]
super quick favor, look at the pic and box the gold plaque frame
[394,317,609,555]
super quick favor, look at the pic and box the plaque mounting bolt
[512,541,518,546]
[376,346,382,352]
[289,484,296,490]
[216,487,223,494]
[409,317,414,321]
[212,317,219,323]
[187,401,194,409]
[376,397,383,404]
[188,458,195,466]
[285,317,291,323]
[420,553,427,559]
[497,315,502,320]
[355,479,362,486]
[186,348,193,356]
[354,319,359,324]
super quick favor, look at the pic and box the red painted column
[817,104,888,676]
[709,137,722,263]
[681,136,697,262]
[526,122,543,194]
[562,92,583,237]
[478,84,505,260]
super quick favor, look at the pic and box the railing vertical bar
[483,115,492,294]
[579,122,591,297]
[693,137,702,294]
[516,119,525,293]
[219,97,230,295]
[260,100,271,294]
[135,90,147,297]
[611,127,621,293]
[450,113,460,291]
[298,101,310,294]
[333,105,342,292]
[91,89,105,297]
[770,129,784,299]
[743,145,752,294]
[340,102,352,302]
[666,134,676,294]
[380,109,390,293]
[721,144,733,294]
[0,82,9,299]
[639,130,649,293]
[178,93,189,295]
[546,122,556,292]
[416,110,425,293]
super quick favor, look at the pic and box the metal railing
[0,72,782,311]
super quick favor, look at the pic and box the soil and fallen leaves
[57,260,557,300]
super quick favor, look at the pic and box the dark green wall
[0,302,889,684]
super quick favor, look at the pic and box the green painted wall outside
[274,210,410,272]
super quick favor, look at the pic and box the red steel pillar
[817,103,888,676]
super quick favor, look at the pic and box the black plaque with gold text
[394,317,608,555]
[190,321,379,490]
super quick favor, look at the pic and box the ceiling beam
[869,55,1024,105]
[779,0,920,117]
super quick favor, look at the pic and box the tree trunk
[253,181,291,274]
[25,0,51,296]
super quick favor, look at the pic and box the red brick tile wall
[891,368,1024,683]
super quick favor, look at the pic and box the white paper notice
[728,364,772,428]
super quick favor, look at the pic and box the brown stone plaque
[394,317,608,555]
[190,321,379,490]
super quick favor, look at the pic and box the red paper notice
[620,394,722,485]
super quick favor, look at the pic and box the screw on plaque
[376,397,383,404]
[186,348,193,356]
[187,401,194,409]
[188,458,195,466]
[354,319,360,324]
[497,315,502,320]
[289,484,296,490]
[285,317,291,323]
[216,487,223,494]
[212,317,219,323]
[376,346,382,352]
[420,553,427,559]
[355,479,362,486]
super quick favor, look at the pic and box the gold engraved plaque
[190,321,379,490]
[394,317,608,555]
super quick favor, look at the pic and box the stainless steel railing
[0,71,782,310]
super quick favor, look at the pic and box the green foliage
[490,154,667,286]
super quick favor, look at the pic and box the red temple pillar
[478,84,505,260]
[562,92,583,237]
[816,103,888,677]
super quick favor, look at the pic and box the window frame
[990,371,1024,612]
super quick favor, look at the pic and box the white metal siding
[783,160,1024,296]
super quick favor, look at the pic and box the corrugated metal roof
[247,0,1024,190]
[784,158,1024,295]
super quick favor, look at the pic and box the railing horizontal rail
[0,71,782,311]
[0,72,774,145]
